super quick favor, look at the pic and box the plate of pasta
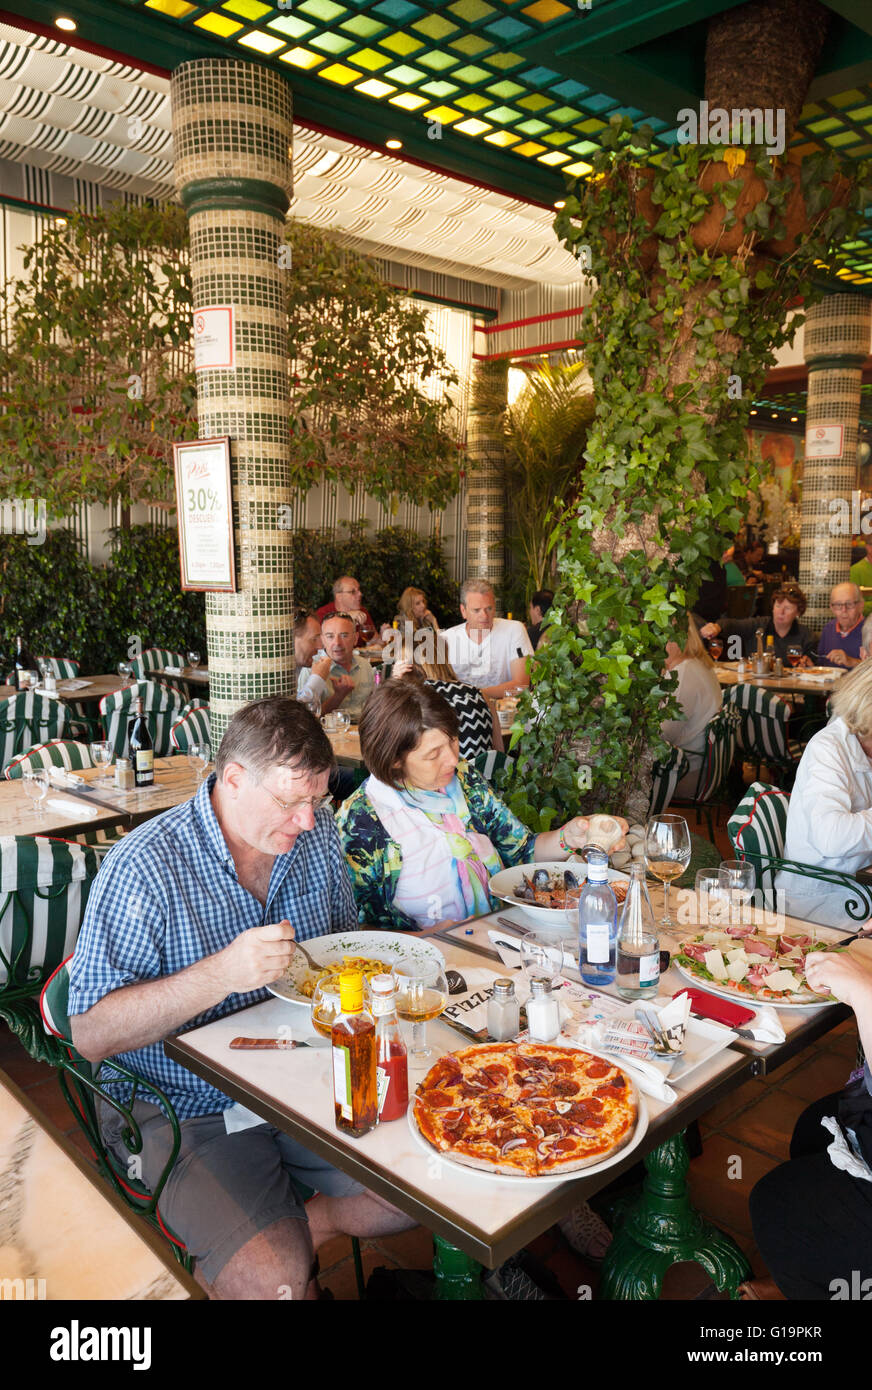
[266,930,447,1010]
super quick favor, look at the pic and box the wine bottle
[332,971,378,1137]
[127,696,154,787]
[13,634,37,690]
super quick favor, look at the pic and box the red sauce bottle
[371,974,409,1123]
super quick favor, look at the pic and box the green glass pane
[487,80,524,98]
[385,63,426,83]
[221,0,270,18]
[829,130,862,145]
[548,104,583,122]
[449,35,492,55]
[807,117,842,132]
[421,80,460,97]
[417,50,458,71]
[452,64,490,83]
[487,105,522,123]
[517,118,548,135]
[311,31,355,53]
[298,0,348,20]
[543,131,573,145]
[266,14,314,37]
[847,105,872,122]
[412,14,459,38]
[448,0,496,20]
[828,89,866,108]
[340,15,387,37]
[379,32,425,55]
[456,92,491,111]
[569,139,598,155]
[518,94,553,111]
[484,51,523,69]
[577,117,606,133]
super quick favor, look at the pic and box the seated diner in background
[527,589,554,651]
[381,586,440,644]
[320,612,375,721]
[336,679,626,932]
[67,697,414,1300]
[818,583,865,669]
[700,582,815,664]
[389,650,501,761]
[660,615,723,799]
[317,575,380,649]
[294,609,349,716]
[775,660,872,928]
[441,578,533,700]
[850,537,872,617]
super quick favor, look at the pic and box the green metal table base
[599,1130,751,1300]
[433,1235,484,1300]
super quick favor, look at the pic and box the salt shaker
[526,978,560,1042]
[487,978,520,1042]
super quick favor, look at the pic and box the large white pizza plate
[266,930,446,1009]
[672,922,857,1009]
[407,1045,648,1184]
[489,859,631,929]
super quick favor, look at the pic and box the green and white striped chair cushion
[472,750,516,783]
[130,648,186,679]
[170,705,211,753]
[723,684,792,766]
[0,691,68,774]
[649,745,691,815]
[4,741,128,859]
[38,657,80,679]
[99,680,183,760]
[0,837,99,993]
[694,705,740,803]
[726,781,789,898]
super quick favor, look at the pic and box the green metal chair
[0,689,68,773]
[727,781,872,923]
[648,745,690,815]
[169,704,211,753]
[130,648,189,701]
[672,704,741,841]
[4,740,127,860]
[722,683,806,785]
[99,679,183,760]
[0,836,99,1062]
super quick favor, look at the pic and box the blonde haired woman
[661,614,723,799]
[776,659,872,927]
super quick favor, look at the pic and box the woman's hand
[699,623,719,639]
[391,660,414,680]
[560,816,629,852]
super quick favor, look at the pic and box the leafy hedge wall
[0,523,457,674]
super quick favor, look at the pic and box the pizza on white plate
[675,922,841,1003]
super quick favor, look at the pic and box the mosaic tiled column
[171,59,294,745]
[798,294,872,631]
[466,358,508,610]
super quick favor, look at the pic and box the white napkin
[162,666,183,676]
[46,797,98,819]
[58,679,89,690]
[744,1005,786,1044]
[48,768,84,788]
[487,930,526,971]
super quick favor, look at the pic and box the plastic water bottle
[578,848,617,986]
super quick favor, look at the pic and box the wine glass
[395,961,449,1062]
[89,740,113,784]
[117,660,133,688]
[335,709,351,732]
[708,637,724,661]
[520,933,566,987]
[186,742,211,783]
[718,859,756,929]
[311,977,342,1039]
[298,685,321,719]
[187,650,201,671]
[22,768,48,817]
[645,814,691,929]
[786,644,802,669]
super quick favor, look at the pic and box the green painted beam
[527,0,747,59]
[0,1,564,206]
[821,0,872,41]
[807,17,872,99]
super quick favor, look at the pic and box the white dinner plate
[489,859,630,929]
[672,922,856,1009]
[266,930,446,1009]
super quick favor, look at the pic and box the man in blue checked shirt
[69,696,414,1300]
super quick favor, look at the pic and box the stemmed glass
[520,933,566,987]
[186,742,211,783]
[89,740,113,784]
[786,644,802,669]
[645,814,692,929]
[394,962,449,1062]
[117,660,133,687]
[708,636,724,661]
[22,768,48,817]
[187,650,201,671]
[695,868,730,929]
[718,859,756,930]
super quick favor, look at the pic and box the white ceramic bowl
[489,859,630,929]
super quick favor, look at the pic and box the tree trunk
[705,0,830,136]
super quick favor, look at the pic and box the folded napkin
[46,797,98,819]
[487,930,526,971]
[48,768,84,788]
[58,679,89,690]
[743,1004,786,1044]
[162,666,183,676]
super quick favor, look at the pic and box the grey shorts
[100,1099,364,1285]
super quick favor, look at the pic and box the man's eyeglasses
[247,769,322,813]
[832,600,861,609]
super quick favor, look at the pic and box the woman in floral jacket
[336,680,615,932]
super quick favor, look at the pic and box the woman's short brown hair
[359,681,459,789]
[771,583,807,617]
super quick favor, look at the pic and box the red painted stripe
[475,307,584,335]
[473,339,582,361]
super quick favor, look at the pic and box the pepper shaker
[487,979,520,1042]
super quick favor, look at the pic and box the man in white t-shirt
[441,579,533,698]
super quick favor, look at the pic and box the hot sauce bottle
[331,971,377,1138]
[371,974,409,1123]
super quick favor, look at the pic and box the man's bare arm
[70,922,297,1065]
[480,655,531,701]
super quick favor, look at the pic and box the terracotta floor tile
[0,1050,55,1090]
[20,1076,80,1134]
[317,1234,358,1273]
[779,1050,854,1101]
[699,1077,768,1133]
[687,1133,781,1236]
[320,1248,386,1301]
[721,1089,808,1161]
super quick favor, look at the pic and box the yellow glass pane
[145,0,195,15]
[237,31,286,53]
[222,0,270,18]
[355,78,396,98]
[450,34,490,56]
[518,94,552,111]
[563,159,593,176]
[513,140,546,155]
[194,12,241,34]
[486,52,523,69]
[413,14,458,39]
[424,105,463,124]
[379,33,424,55]
[521,0,570,19]
[455,117,492,136]
[538,149,570,164]
[456,93,491,112]
[448,0,495,20]
[389,91,430,110]
[484,130,520,147]
[351,48,392,70]
[318,63,360,85]
[279,46,324,68]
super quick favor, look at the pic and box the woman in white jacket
[776,659,872,927]
[661,615,723,799]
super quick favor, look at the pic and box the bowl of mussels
[488,860,631,929]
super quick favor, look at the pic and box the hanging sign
[193,306,235,371]
[805,424,844,459]
[173,437,236,592]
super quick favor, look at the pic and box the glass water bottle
[616,863,660,1000]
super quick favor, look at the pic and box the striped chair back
[38,656,81,679]
[99,680,183,759]
[649,745,691,816]
[723,684,791,768]
[472,750,516,784]
[694,705,740,804]
[170,704,211,753]
[4,740,94,778]
[726,781,789,900]
[130,648,186,679]
[0,691,68,773]
[0,837,98,998]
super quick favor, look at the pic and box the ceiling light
[749,409,757,415]
[554,199,565,209]
[771,412,778,419]
[55,16,77,30]
[386,138,403,150]
[54,217,67,227]
[790,415,798,422]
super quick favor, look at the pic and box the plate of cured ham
[673,921,847,1008]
